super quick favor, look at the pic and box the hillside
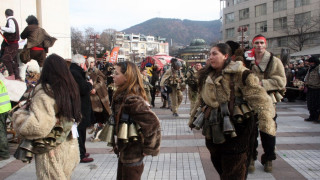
[122,18,222,46]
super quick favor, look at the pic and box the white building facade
[114,32,169,62]
[0,0,72,59]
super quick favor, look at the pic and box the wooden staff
[0,31,9,45]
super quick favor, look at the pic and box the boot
[264,161,272,172]
[160,100,167,109]
[248,158,255,173]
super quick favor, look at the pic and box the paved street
[0,95,320,180]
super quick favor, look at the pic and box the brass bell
[20,139,34,152]
[117,123,128,142]
[106,124,114,145]
[274,91,283,102]
[193,112,204,130]
[230,131,237,138]
[33,139,46,148]
[240,104,251,119]
[233,105,243,123]
[135,123,142,135]
[25,151,33,158]
[269,93,277,103]
[211,125,225,144]
[223,116,235,134]
[128,123,138,141]
[53,125,63,138]
[44,133,56,147]
[98,124,109,141]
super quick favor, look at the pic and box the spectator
[0,76,11,160]
[0,9,20,80]
[70,54,94,163]
[87,57,112,139]
[304,56,320,123]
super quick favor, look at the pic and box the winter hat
[307,56,320,64]
[26,60,40,73]
[226,40,240,56]
[71,54,86,65]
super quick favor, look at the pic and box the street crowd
[0,8,319,180]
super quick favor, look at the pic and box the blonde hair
[113,61,147,101]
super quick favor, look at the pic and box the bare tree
[71,27,85,54]
[284,14,320,52]
[99,28,117,52]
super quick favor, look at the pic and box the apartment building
[220,0,320,55]
[114,32,169,62]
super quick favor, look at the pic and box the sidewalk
[1,97,320,179]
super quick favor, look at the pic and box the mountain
[122,18,222,46]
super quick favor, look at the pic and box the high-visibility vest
[0,80,11,113]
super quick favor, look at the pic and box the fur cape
[87,67,112,114]
[249,51,286,92]
[113,94,161,163]
[12,85,79,180]
[189,61,276,136]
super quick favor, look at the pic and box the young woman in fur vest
[188,43,276,179]
[12,54,82,180]
[112,61,161,180]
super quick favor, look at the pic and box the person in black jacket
[70,54,94,163]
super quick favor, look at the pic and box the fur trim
[13,85,57,139]
[26,60,40,73]
[241,73,276,136]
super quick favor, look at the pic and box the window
[233,0,249,4]
[273,17,287,31]
[226,28,235,38]
[225,13,234,24]
[278,37,288,47]
[239,8,249,20]
[255,21,267,33]
[273,0,287,12]
[295,12,311,27]
[295,0,310,7]
[255,3,267,17]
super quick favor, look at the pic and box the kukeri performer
[188,43,276,179]
[108,61,161,180]
[245,34,286,173]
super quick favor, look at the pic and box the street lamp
[237,26,248,49]
[90,34,100,60]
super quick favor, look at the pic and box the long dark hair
[39,54,81,122]
[113,61,147,101]
[198,43,232,91]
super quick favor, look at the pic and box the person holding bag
[12,54,81,180]
[111,61,161,180]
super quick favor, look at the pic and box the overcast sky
[69,0,222,32]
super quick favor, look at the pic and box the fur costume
[12,85,79,180]
[87,67,112,114]
[189,61,276,136]
[188,61,276,178]
[249,51,286,92]
[112,93,161,164]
